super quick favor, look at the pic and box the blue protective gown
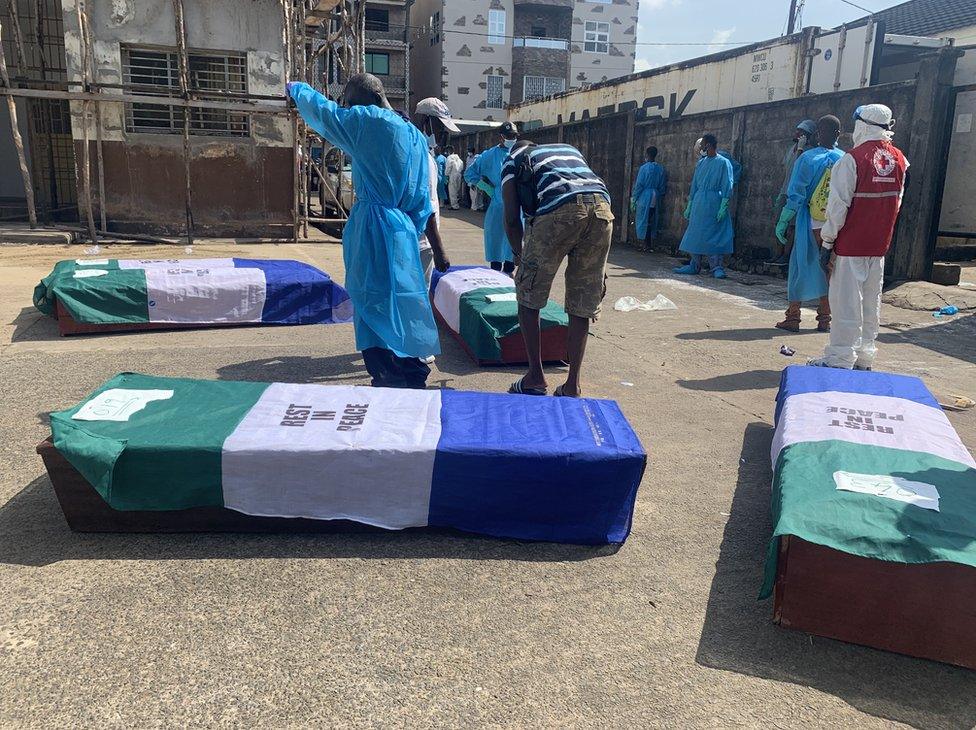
[717,149,742,187]
[463,145,513,263]
[786,145,844,302]
[679,154,734,256]
[633,161,668,239]
[289,82,439,358]
[435,154,448,201]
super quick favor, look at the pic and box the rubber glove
[716,198,730,222]
[775,206,797,244]
[773,193,787,210]
[682,200,692,220]
[819,245,833,272]
[630,198,637,213]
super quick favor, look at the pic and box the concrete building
[410,0,638,122]
[362,0,412,111]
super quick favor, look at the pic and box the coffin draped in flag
[760,365,976,599]
[431,266,569,365]
[34,258,352,332]
[48,373,646,544]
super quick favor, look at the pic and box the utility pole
[787,0,798,35]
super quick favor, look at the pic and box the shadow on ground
[878,312,976,367]
[0,476,617,568]
[10,306,59,342]
[216,354,367,383]
[675,327,820,342]
[677,369,783,392]
[696,422,976,729]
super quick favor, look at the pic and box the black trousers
[361,347,430,389]
[490,260,515,274]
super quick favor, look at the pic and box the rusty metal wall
[82,138,294,237]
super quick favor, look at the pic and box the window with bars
[584,22,610,54]
[122,47,249,137]
[488,10,506,45]
[523,75,566,101]
[486,75,504,109]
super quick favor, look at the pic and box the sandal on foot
[508,377,547,396]
[553,384,581,398]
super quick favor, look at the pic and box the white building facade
[410,0,638,122]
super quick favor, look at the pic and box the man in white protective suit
[808,104,909,371]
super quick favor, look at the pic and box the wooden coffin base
[433,307,568,366]
[55,299,259,337]
[37,438,386,534]
[773,535,976,670]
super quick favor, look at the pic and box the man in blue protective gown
[674,134,734,279]
[464,122,519,274]
[288,75,448,389]
[774,115,843,332]
[630,145,668,247]
[435,148,449,205]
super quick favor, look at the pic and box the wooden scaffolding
[0,0,367,242]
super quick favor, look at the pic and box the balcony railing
[365,26,408,43]
[512,36,569,50]
[375,75,407,92]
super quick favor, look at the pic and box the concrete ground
[2,209,975,728]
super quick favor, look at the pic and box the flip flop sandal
[553,384,581,398]
[508,377,547,396]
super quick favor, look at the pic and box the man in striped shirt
[501,141,614,397]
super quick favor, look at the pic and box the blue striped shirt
[501,144,610,216]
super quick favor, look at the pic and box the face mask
[503,139,517,149]
[699,149,707,158]
[426,133,436,149]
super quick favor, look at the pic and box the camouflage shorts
[516,195,614,319]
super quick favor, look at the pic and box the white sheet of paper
[834,470,940,512]
[73,269,109,278]
[486,292,517,303]
[72,389,174,422]
[75,259,109,266]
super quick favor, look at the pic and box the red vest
[834,140,907,257]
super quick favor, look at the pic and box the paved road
[2,211,975,727]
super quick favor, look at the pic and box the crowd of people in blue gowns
[288,71,904,386]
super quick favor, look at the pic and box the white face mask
[503,139,517,149]
[426,133,437,149]
[699,149,707,158]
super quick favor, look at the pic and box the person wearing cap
[287,75,448,388]
[808,103,908,371]
[414,96,461,150]
[464,122,519,273]
[773,115,843,332]
[771,119,818,265]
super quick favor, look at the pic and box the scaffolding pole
[0,15,38,228]
[172,0,194,245]
[74,0,97,242]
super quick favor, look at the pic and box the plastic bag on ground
[614,295,677,312]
